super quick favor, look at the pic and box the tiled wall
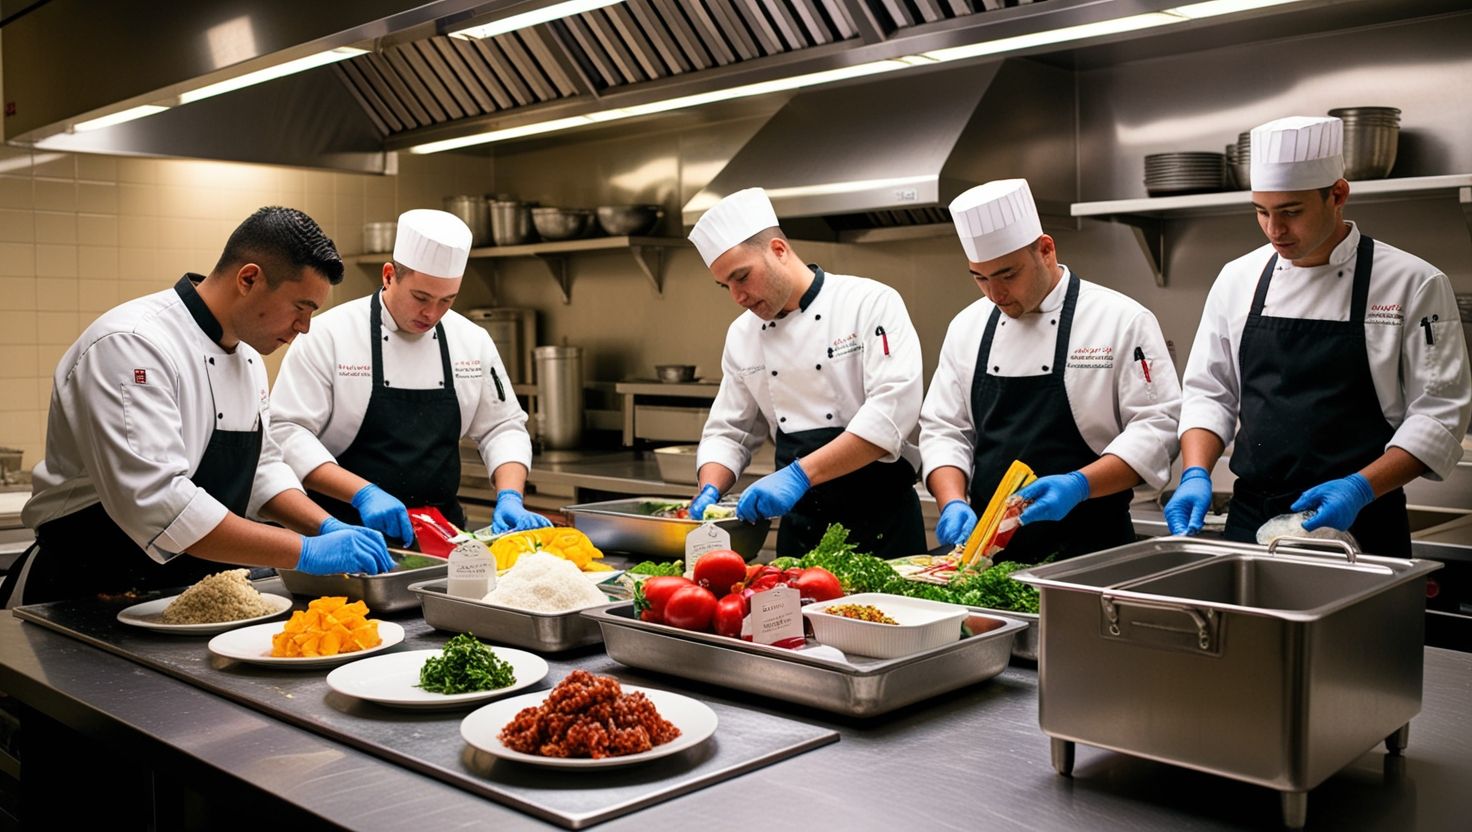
[0,145,494,472]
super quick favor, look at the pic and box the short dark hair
[1317,185,1333,199]
[741,226,787,250]
[215,206,344,286]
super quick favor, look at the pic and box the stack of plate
[1329,106,1401,180]
[1145,152,1227,196]
[1226,131,1252,189]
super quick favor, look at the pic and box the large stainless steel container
[466,308,524,384]
[562,496,772,560]
[1014,537,1441,829]
[534,345,583,449]
[489,199,534,246]
[442,195,490,246]
[276,550,447,612]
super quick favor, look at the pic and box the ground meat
[498,670,681,759]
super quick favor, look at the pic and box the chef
[270,209,548,542]
[8,207,393,606]
[920,179,1182,562]
[1166,116,1471,553]
[685,187,927,558]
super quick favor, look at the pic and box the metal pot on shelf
[490,199,535,246]
[442,195,491,246]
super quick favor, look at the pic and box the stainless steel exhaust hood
[682,59,1076,239]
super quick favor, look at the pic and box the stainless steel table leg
[1281,790,1307,829]
[1385,722,1410,755]
[1050,738,1074,776]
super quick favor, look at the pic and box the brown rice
[161,569,276,624]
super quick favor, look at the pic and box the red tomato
[693,550,747,596]
[713,592,748,638]
[663,585,718,632]
[635,576,694,624]
[792,567,843,602]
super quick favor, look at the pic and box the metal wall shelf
[350,236,688,303]
[1071,174,1472,285]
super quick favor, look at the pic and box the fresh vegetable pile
[632,549,843,643]
[642,500,736,521]
[418,632,516,694]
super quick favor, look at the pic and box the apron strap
[434,320,453,388]
[1249,253,1279,318]
[977,306,1003,367]
[369,291,387,388]
[1051,272,1081,375]
[1349,234,1375,325]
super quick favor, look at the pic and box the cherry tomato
[792,566,843,602]
[663,585,718,632]
[635,575,694,624]
[713,592,748,638]
[693,550,747,596]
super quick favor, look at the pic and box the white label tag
[683,523,732,579]
[749,585,804,646]
[447,537,494,598]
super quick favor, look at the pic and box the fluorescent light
[408,115,597,154]
[178,47,367,104]
[922,12,1186,63]
[449,0,625,40]
[1167,0,1305,19]
[73,104,171,132]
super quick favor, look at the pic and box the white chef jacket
[919,267,1183,490]
[23,279,302,563]
[1180,222,1471,480]
[697,269,924,477]
[269,291,533,482]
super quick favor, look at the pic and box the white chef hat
[393,209,473,278]
[948,179,1043,263]
[1250,116,1345,191]
[688,187,780,268]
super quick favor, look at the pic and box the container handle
[1265,536,1359,564]
[1100,594,1217,652]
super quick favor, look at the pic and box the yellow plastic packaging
[489,527,610,572]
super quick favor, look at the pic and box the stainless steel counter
[1,611,1469,830]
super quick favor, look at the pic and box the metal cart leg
[1385,723,1410,756]
[1281,790,1308,829]
[1050,738,1075,776]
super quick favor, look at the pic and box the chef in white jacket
[1166,116,1471,554]
[686,187,927,558]
[920,179,1182,562]
[270,209,548,541]
[9,207,393,606]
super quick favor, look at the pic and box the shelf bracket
[1118,216,1167,287]
[629,244,666,297]
[534,255,573,304]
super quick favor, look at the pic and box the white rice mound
[161,569,277,624]
[483,552,608,613]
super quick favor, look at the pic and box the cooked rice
[161,569,276,624]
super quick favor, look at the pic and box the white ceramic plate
[207,619,405,669]
[326,647,548,709]
[117,593,293,635]
[460,684,717,768]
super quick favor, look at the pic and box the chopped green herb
[392,554,444,572]
[417,633,516,694]
[628,560,684,576]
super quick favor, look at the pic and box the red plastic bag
[407,506,459,557]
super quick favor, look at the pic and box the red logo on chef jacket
[134,369,147,384]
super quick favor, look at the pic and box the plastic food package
[1255,511,1360,547]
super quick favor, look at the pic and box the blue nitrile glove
[492,489,554,534]
[318,516,353,536]
[296,526,393,575]
[350,483,414,546]
[1164,466,1213,536]
[1019,471,1092,525]
[689,483,721,521]
[1292,473,1375,533]
[736,462,811,523]
[936,499,978,547]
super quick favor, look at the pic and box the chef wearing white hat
[686,187,927,558]
[920,179,1182,562]
[271,209,550,541]
[1167,116,1470,553]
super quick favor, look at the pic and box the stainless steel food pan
[583,603,1024,717]
[410,578,618,652]
[1015,537,1441,828]
[276,550,447,613]
[970,608,1038,661]
[563,497,771,560]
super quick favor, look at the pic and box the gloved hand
[318,516,353,536]
[492,489,554,534]
[736,462,811,523]
[350,483,414,546]
[296,526,393,575]
[1019,471,1091,525]
[689,483,721,521]
[1292,473,1375,532]
[935,499,978,547]
[1164,466,1213,536]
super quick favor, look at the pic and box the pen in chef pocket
[875,326,890,356]
[1133,347,1151,383]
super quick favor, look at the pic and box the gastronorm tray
[410,578,622,652]
[583,602,1025,717]
[971,607,1038,661]
[276,549,447,612]
[562,496,771,560]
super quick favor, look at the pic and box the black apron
[1224,235,1410,556]
[968,273,1135,564]
[4,275,263,605]
[775,427,926,559]
[310,292,466,530]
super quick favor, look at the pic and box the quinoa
[161,569,277,624]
